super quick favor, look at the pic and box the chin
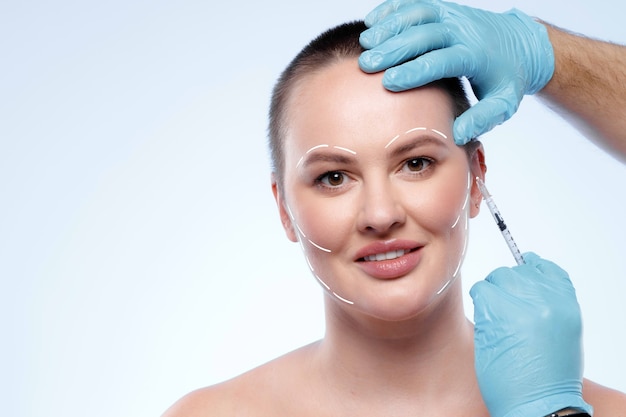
[351,281,457,323]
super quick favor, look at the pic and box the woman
[163,21,624,417]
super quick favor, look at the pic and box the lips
[355,240,423,280]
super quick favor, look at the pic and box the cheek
[286,193,354,256]
[284,193,355,301]
[406,169,471,286]
[407,170,471,235]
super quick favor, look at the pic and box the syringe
[476,177,525,265]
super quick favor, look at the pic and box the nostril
[357,185,407,233]
[362,219,403,235]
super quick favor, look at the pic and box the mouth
[355,243,423,280]
[357,247,420,262]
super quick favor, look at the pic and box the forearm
[538,23,626,162]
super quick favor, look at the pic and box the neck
[315,280,483,413]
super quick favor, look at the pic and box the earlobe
[468,144,487,218]
[271,174,298,242]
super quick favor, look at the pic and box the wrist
[546,407,591,417]
[498,395,592,417]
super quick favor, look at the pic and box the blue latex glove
[470,253,592,417]
[359,0,555,145]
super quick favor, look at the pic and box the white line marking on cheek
[451,221,469,279]
[286,205,309,239]
[451,214,461,229]
[332,292,355,305]
[286,204,296,221]
[304,255,314,272]
[308,239,332,253]
[287,203,354,306]
[285,205,332,253]
[315,274,330,290]
[437,280,451,295]
[452,172,473,229]
[451,256,463,279]
[460,192,469,211]
[450,198,468,230]
[451,192,470,229]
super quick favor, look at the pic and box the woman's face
[272,59,485,321]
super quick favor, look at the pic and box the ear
[271,173,298,242]
[468,143,487,219]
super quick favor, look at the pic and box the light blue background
[2,1,624,416]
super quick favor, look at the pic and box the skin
[539,23,626,163]
[280,124,473,314]
[162,58,626,416]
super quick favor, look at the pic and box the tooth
[364,250,409,262]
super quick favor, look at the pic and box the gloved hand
[359,0,555,145]
[470,252,592,417]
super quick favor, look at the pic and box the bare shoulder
[160,384,232,417]
[583,378,626,417]
[161,342,319,417]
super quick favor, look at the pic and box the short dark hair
[268,20,475,188]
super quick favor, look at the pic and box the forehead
[284,59,455,152]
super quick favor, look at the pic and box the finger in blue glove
[359,0,554,145]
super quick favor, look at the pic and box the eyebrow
[387,135,448,158]
[297,134,447,169]
[299,152,356,169]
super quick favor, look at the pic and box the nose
[357,178,406,234]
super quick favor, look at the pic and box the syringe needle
[476,177,525,266]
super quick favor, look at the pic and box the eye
[316,171,346,187]
[404,157,433,173]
